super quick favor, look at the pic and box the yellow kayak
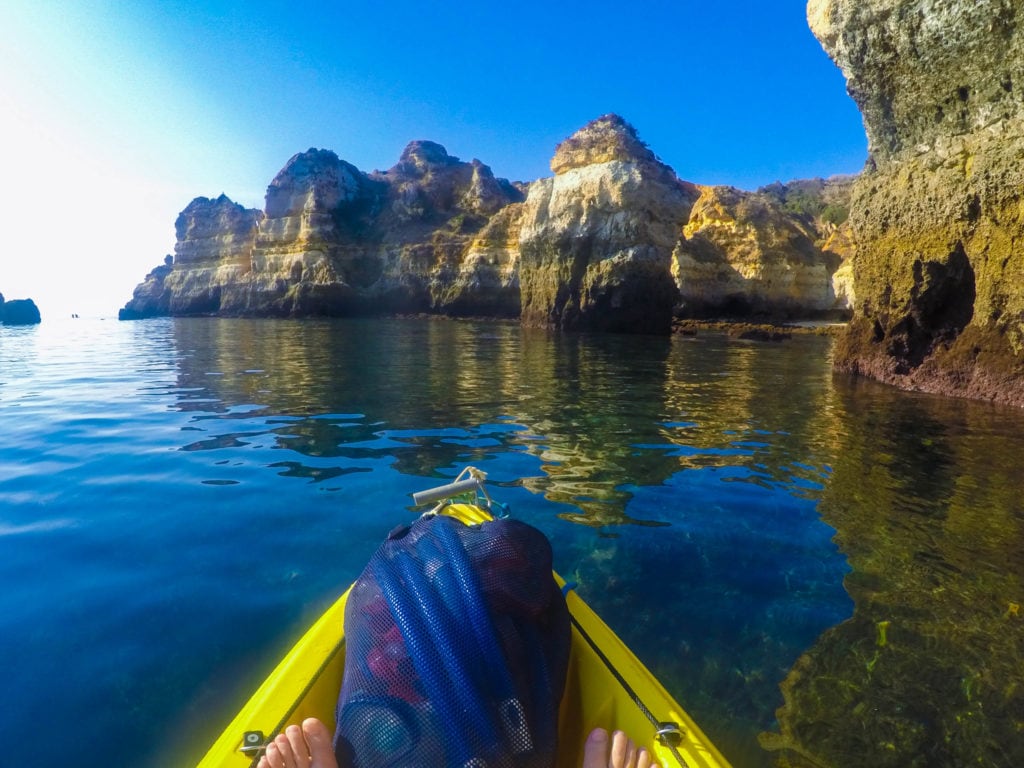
[198,493,731,768]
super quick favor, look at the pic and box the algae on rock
[809,0,1024,405]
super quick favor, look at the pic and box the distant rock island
[119,115,853,333]
[0,292,41,325]
[810,0,1024,405]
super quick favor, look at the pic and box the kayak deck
[197,504,731,768]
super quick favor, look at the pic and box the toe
[285,724,309,767]
[610,730,631,767]
[273,732,297,768]
[581,727,611,768]
[264,741,282,768]
[301,718,338,768]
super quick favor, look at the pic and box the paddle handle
[412,477,482,507]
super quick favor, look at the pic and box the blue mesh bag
[333,513,571,768]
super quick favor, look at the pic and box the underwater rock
[761,384,1024,766]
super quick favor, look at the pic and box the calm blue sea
[1,317,1022,768]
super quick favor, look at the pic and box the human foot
[581,727,660,768]
[256,717,338,768]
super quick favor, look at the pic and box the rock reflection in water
[168,318,839,524]
[169,317,1024,767]
[760,378,1024,768]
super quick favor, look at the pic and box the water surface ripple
[1,317,1021,767]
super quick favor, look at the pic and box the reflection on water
[165,318,854,765]
[169,318,839,523]
[165,318,1024,767]
[2,317,1023,768]
[761,380,1024,768]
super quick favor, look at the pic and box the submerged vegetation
[761,383,1024,767]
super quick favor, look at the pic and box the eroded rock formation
[673,179,853,319]
[120,116,851,330]
[0,293,42,325]
[810,0,1024,404]
[519,115,700,333]
[122,145,525,320]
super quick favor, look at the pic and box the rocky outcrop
[759,176,857,310]
[119,256,175,319]
[242,149,383,316]
[369,141,524,316]
[519,115,701,333]
[810,0,1024,404]
[120,116,850,331]
[433,202,525,317]
[121,196,261,319]
[673,180,853,319]
[122,144,524,321]
[0,293,42,325]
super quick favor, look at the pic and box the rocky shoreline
[120,115,853,334]
[119,0,1024,404]
[809,0,1024,406]
[673,318,847,341]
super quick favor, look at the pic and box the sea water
[1,317,1021,768]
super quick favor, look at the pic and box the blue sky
[0,0,865,317]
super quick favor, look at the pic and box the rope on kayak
[567,613,692,768]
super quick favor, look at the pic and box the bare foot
[581,727,660,768]
[256,718,338,768]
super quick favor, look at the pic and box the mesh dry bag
[333,513,571,768]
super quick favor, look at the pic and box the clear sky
[0,0,865,318]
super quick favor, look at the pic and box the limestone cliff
[121,195,261,319]
[673,180,852,318]
[368,141,524,315]
[120,116,849,330]
[122,145,524,320]
[242,148,384,316]
[519,115,700,333]
[760,176,857,310]
[810,0,1024,404]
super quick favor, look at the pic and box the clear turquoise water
[1,317,1021,768]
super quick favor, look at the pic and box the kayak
[197,475,732,768]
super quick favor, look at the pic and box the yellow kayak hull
[198,504,732,768]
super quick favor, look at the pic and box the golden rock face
[811,0,1024,404]
[672,183,852,319]
[519,122,701,333]
[120,116,850,329]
